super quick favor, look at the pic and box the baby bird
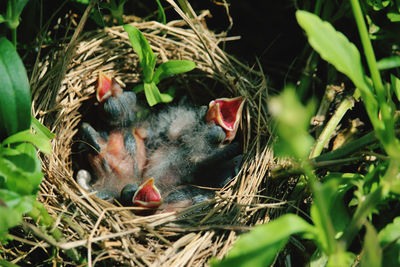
[122,97,245,214]
[77,72,245,215]
[96,72,139,128]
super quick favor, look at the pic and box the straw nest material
[11,4,285,266]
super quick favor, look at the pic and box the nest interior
[19,6,284,266]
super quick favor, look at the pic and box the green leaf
[366,0,390,10]
[6,0,29,29]
[2,129,52,154]
[316,174,354,239]
[0,206,21,241]
[0,190,36,241]
[123,24,157,81]
[133,83,144,93]
[295,11,377,116]
[155,0,166,24]
[4,143,42,174]
[0,14,5,24]
[377,56,400,70]
[144,82,162,106]
[153,60,196,84]
[387,13,400,22]
[0,259,21,267]
[391,75,400,103]
[0,144,44,195]
[361,222,382,267]
[0,189,35,215]
[210,214,316,267]
[0,37,31,140]
[31,116,55,139]
[378,217,400,267]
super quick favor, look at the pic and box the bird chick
[121,97,245,213]
[77,72,245,215]
[96,72,139,128]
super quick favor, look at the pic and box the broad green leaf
[123,24,157,81]
[0,189,35,215]
[210,214,316,267]
[361,222,382,267]
[4,143,42,174]
[0,37,31,140]
[144,82,162,106]
[391,75,400,103]
[0,14,5,24]
[378,217,400,267]
[2,129,52,154]
[377,56,400,70]
[153,60,196,84]
[31,116,55,139]
[295,11,377,116]
[0,156,43,195]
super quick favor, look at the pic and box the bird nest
[11,4,282,266]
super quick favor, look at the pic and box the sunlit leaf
[210,214,316,267]
[123,24,157,81]
[387,13,400,22]
[144,82,162,106]
[295,11,377,116]
[153,60,196,84]
[2,129,52,154]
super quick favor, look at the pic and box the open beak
[206,97,245,143]
[96,72,123,102]
[132,178,163,213]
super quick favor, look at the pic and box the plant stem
[310,96,354,158]
[303,162,339,254]
[350,0,385,104]
[11,28,17,47]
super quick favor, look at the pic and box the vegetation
[212,1,400,266]
[1,0,400,266]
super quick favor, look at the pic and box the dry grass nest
[8,3,289,266]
